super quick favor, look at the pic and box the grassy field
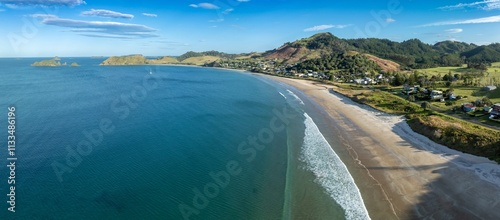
[180,56,220,65]
[415,63,500,114]
[420,63,500,78]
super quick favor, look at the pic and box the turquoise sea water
[0,58,369,219]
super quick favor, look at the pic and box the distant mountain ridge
[265,33,500,69]
[100,32,500,70]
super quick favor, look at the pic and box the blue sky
[0,0,499,57]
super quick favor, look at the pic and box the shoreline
[256,74,500,219]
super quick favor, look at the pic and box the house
[430,90,444,100]
[491,103,500,116]
[354,77,375,85]
[484,86,497,91]
[484,106,493,113]
[403,85,419,95]
[462,103,476,112]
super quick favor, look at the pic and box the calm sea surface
[0,58,368,219]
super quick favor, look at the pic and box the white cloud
[189,3,219,9]
[223,8,234,14]
[420,15,500,26]
[304,25,333,32]
[445,28,463,33]
[237,0,250,2]
[386,18,396,23]
[81,9,134,19]
[32,14,158,38]
[0,0,85,7]
[30,13,58,19]
[142,13,157,17]
[209,18,224,22]
[439,0,500,11]
[303,24,351,32]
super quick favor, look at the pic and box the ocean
[0,58,369,219]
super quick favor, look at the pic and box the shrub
[408,95,416,102]
[421,101,431,111]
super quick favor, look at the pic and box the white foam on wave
[279,92,287,100]
[286,89,305,105]
[301,113,370,220]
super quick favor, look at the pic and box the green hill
[180,56,220,65]
[148,56,179,64]
[178,51,239,62]
[461,46,500,63]
[263,32,354,63]
[433,41,477,54]
[98,32,500,70]
[100,55,148,65]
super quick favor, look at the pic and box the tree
[392,72,405,86]
[421,101,431,111]
[482,97,493,107]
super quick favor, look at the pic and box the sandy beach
[259,74,500,220]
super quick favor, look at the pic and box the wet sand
[259,75,500,220]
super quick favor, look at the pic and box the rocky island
[32,57,66,67]
[32,57,79,67]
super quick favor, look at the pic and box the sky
[0,0,499,57]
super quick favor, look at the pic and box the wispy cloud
[32,14,158,39]
[142,13,157,17]
[154,40,189,46]
[0,0,86,7]
[81,9,134,19]
[419,15,500,27]
[445,28,463,33]
[189,3,219,9]
[304,24,351,32]
[439,0,500,11]
[209,18,224,22]
[223,8,234,14]
[386,18,396,23]
[237,0,250,2]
